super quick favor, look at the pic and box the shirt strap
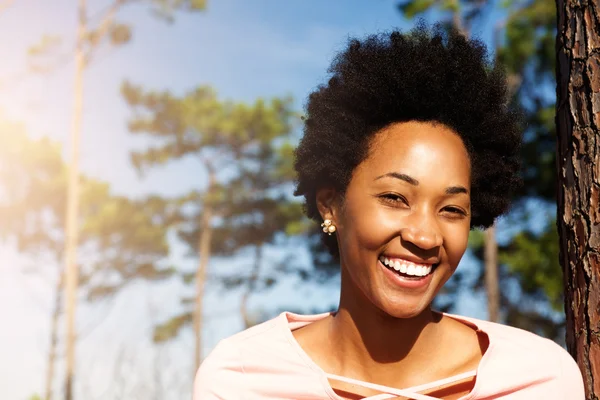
[327,373,439,400]
[326,369,477,400]
[402,370,477,393]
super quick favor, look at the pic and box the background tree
[493,0,564,339]
[208,144,308,329]
[0,124,173,400]
[121,82,300,368]
[556,0,600,397]
[28,2,208,398]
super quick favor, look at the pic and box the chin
[378,298,432,319]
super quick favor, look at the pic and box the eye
[378,193,408,207]
[441,206,468,218]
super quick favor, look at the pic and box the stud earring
[321,219,337,235]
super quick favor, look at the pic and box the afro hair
[293,23,522,257]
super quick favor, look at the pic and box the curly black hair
[294,23,522,257]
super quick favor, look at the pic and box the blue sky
[0,1,502,399]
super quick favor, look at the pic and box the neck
[328,268,442,380]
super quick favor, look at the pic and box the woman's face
[325,121,471,318]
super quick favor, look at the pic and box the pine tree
[555,1,600,397]
[0,124,173,400]
[121,82,303,368]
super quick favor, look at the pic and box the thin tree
[63,4,85,398]
[54,2,206,398]
[0,127,174,400]
[555,1,600,397]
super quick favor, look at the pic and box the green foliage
[468,229,485,249]
[27,0,207,74]
[499,0,555,79]
[398,0,468,18]
[108,23,132,46]
[396,0,488,32]
[153,312,192,343]
[27,35,61,57]
[122,83,310,341]
[499,0,556,201]
[150,0,207,21]
[0,123,173,302]
[398,0,437,18]
[500,223,563,310]
[495,0,562,316]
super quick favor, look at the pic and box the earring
[321,219,337,235]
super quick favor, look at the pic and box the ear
[316,187,339,222]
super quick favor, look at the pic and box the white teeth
[380,256,434,277]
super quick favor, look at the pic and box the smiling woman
[193,24,585,399]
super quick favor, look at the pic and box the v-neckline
[282,312,494,400]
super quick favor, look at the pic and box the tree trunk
[484,223,500,322]
[193,167,216,371]
[555,1,600,398]
[452,9,467,37]
[64,1,86,399]
[45,272,63,400]
[240,245,263,328]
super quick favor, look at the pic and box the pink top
[194,312,585,399]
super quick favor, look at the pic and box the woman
[194,25,584,399]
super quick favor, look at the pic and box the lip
[378,259,434,290]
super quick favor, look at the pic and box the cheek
[339,202,391,254]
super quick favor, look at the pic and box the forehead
[357,121,471,185]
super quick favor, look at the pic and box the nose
[399,225,442,251]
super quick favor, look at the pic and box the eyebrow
[374,172,469,195]
[375,172,419,185]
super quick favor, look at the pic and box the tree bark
[240,245,263,328]
[194,167,216,371]
[64,1,86,398]
[45,272,63,400]
[556,1,600,398]
[484,223,500,322]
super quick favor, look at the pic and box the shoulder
[193,316,282,399]
[449,313,560,351]
[193,313,318,399]
[193,336,243,399]
[450,314,584,397]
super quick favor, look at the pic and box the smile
[378,255,436,277]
